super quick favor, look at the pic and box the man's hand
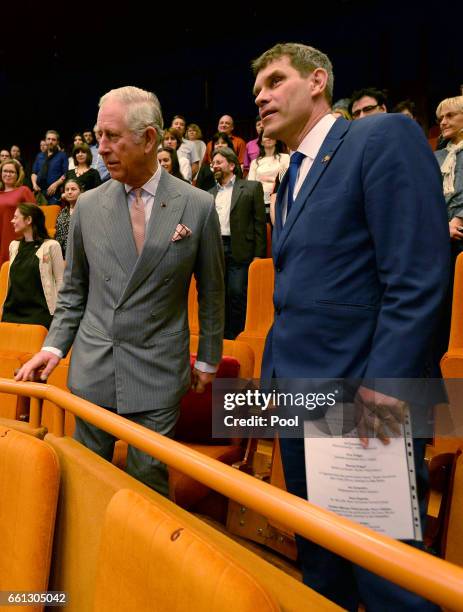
[191,368,216,393]
[47,180,60,197]
[354,385,406,448]
[449,217,463,240]
[15,350,61,382]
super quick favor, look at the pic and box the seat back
[0,322,48,419]
[0,426,60,600]
[39,205,61,238]
[236,258,274,376]
[443,450,463,566]
[0,260,9,317]
[188,275,199,334]
[94,489,280,612]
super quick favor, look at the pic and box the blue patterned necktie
[286,151,306,215]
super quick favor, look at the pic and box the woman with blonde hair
[0,158,36,265]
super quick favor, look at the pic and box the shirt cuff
[42,346,63,359]
[194,360,218,373]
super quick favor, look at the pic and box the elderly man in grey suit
[16,86,224,496]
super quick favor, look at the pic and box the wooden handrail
[2,377,463,610]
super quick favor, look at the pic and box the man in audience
[31,130,68,203]
[0,150,10,162]
[253,41,448,611]
[243,116,264,171]
[204,115,246,165]
[83,128,98,164]
[171,114,200,180]
[209,146,266,339]
[16,85,224,497]
[349,87,388,119]
[92,123,110,181]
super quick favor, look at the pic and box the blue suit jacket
[262,114,450,382]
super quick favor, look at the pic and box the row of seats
[1,424,328,612]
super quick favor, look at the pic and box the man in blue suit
[252,43,449,611]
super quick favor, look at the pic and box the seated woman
[247,135,289,220]
[1,203,64,329]
[161,128,191,181]
[0,158,36,265]
[66,143,101,192]
[55,179,83,257]
[157,147,187,181]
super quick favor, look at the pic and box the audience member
[210,146,266,338]
[0,150,10,163]
[1,203,64,329]
[83,128,98,166]
[157,147,187,181]
[171,115,200,179]
[247,134,289,220]
[162,128,191,180]
[66,143,102,191]
[393,99,417,120]
[243,116,264,171]
[55,179,82,258]
[31,130,68,204]
[92,124,110,182]
[195,132,236,191]
[0,159,36,265]
[67,133,84,170]
[186,123,206,169]
[203,115,246,165]
[349,87,388,119]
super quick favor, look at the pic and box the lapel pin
[321,155,331,164]
[161,202,167,208]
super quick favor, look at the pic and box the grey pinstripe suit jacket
[45,170,224,414]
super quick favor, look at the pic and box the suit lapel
[274,118,351,260]
[101,181,138,275]
[117,170,186,306]
[231,179,244,213]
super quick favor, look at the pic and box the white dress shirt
[283,113,337,223]
[214,175,235,236]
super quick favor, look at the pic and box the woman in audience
[247,135,289,220]
[432,95,463,370]
[195,132,238,191]
[157,147,186,181]
[161,128,190,181]
[0,159,36,266]
[186,123,206,168]
[55,179,82,257]
[1,203,64,328]
[67,133,84,170]
[66,143,101,191]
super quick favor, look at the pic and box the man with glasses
[349,87,388,119]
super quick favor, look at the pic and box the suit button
[150,312,157,318]
[163,277,170,284]
[105,276,110,281]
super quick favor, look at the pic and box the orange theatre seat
[0,426,60,607]
[0,322,48,420]
[0,261,9,318]
[39,205,61,238]
[188,275,199,335]
[237,258,275,377]
[94,489,280,612]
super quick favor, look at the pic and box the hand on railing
[15,350,61,382]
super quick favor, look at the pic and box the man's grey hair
[211,146,239,167]
[252,42,334,104]
[99,86,164,144]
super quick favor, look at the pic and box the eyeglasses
[351,104,380,119]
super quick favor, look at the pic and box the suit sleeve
[362,116,450,378]
[251,181,267,258]
[194,197,225,365]
[44,202,89,355]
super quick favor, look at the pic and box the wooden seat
[0,426,60,602]
[39,204,61,238]
[0,322,48,419]
[94,488,281,612]
[237,258,274,377]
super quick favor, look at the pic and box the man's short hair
[251,42,334,104]
[46,129,60,140]
[348,88,388,115]
[212,146,239,167]
[99,86,164,145]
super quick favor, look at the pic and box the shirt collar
[124,164,162,196]
[295,114,337,160]
[216,174,236,190]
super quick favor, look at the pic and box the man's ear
[309,68,328,97]
[144,126,158,153]
[380,104,387,113]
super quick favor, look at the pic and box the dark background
[1,0,460,160]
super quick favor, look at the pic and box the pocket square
[172,224,192,242]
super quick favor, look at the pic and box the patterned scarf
[441,140,463,197]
